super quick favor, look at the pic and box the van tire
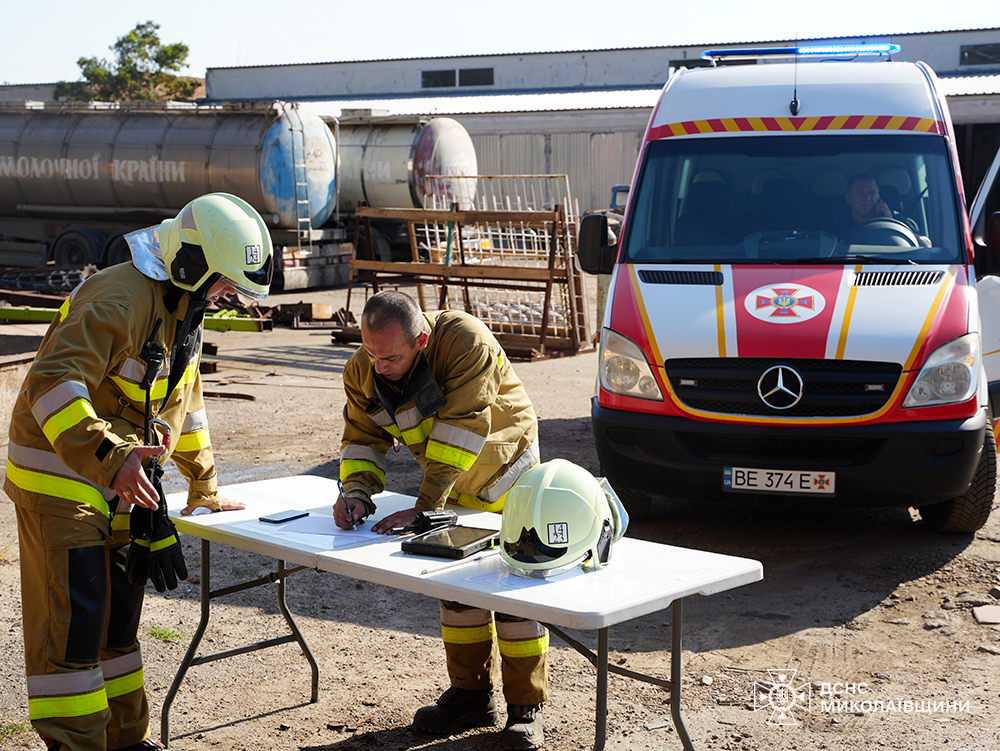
[919,420,997,533]
[612,485,653,520]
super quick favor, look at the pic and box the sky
[2,0,998,86]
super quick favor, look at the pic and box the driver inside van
[838,173,893,239]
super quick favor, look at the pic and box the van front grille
[665,357,902,417]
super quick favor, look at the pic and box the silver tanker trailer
[0,100,477,289]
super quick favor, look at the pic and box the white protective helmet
[159,193,273,299]
[500,459,629,578]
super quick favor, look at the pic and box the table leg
[159,540,320,746]
[276,559,319,702]
[671,599,695,751]
[161,538,213,746]
[594,627,609,751]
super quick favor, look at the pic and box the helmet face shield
[502,526,568,565]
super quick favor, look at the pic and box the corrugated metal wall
[469,130,642,214]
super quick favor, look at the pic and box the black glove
[126,463,188,592]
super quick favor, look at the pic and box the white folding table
[164,475,762,751]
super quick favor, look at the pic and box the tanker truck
[0,100,477,290]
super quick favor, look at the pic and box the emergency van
[576,45,1000,532]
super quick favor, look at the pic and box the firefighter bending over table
[335,290,547,749]
[5,193,273,751]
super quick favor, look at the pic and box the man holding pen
[334,290,546,749]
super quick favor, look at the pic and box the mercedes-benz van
[577,45,1000,532]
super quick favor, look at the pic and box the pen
[337,479,356,530]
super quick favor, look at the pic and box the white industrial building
[204,27,1000,213]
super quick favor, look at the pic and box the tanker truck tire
[918,419,997,533]
[52,228,105,266]
[101,234,132,268]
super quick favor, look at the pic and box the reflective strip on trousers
[497,620,549,660]
[441,604,496,645]
[101,651,144,700]
[27,670,108,720]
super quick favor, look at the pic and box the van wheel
[919,420,997,533]
[612,484,653,521]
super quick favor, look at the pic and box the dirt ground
[2,280,1000,751]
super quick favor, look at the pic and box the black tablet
[401,526,499,559]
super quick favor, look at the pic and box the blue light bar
[797,43,900,55]
[702,43,901,62]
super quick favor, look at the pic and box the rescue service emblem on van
[745,283,826,323]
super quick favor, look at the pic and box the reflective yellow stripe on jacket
[110,357,198,404]
[175,407,211,452]
[340,444,387,484]
[6,460,111,518]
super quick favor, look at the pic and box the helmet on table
[159,193,273,300]
[499,459,629,578]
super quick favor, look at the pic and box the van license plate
[723,467,835,494]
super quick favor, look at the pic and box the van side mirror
[975,212,1000,278]
[577,214,618,275]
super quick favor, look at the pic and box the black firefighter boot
[505,703,544,749]
[413,686,499,735]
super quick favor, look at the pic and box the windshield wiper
[838,255,917,265]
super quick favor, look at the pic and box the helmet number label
[245,245,262,265]
[547,522,569,545]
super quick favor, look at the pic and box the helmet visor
[227,254,273,300]
[243,253,273,287]
[502,526,567,565]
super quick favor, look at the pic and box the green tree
[53,22,198,102]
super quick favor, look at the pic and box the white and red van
[577,45,1000,532]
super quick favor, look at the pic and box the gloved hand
[126,462,188,592]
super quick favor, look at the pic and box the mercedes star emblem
[757,365,804,410]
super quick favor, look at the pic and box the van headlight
[599,328,663,401]
[902,333,980,408]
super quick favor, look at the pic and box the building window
[961,44,1000,67]
[459,68,494,86]
[422,70,456,88]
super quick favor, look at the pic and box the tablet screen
[415,526,497,549]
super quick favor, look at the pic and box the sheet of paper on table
[234,515,394,550]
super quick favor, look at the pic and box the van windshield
[622,134,962,265]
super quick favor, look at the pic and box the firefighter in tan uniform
[335,290,547,749]
[5,193,273,751]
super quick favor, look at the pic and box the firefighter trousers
[439,600,548,705]
[15,507,149,751]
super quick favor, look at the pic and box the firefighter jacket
[5,262,219,533]
[340,310,539,513]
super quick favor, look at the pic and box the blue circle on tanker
[259,109,337,228]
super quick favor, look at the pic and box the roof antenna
[789,38,801,116]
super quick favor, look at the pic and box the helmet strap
[595,519,614,565]
[191,273,222,301]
